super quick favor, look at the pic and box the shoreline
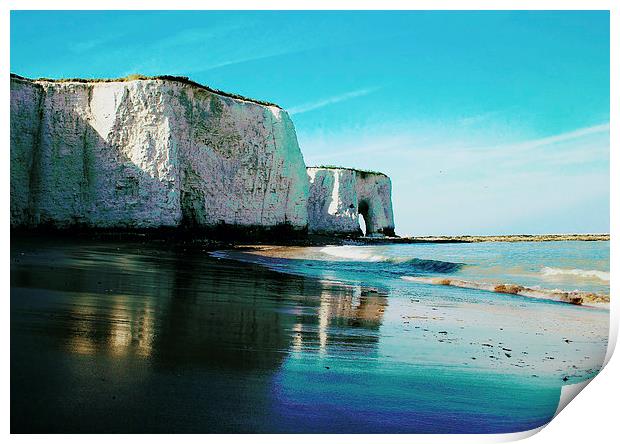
[401,276,610,309]
[9,229,609,247]
[216,245,610,309]
[12,235,607,432]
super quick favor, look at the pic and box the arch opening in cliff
[358,200,371,236]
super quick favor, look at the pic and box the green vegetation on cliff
[309,165,388,178]
[10,73,281,108]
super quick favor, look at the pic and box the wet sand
[214,247,608,380]
[10,237,607,433]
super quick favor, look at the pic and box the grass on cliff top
[10,73,281,108]
[309,165,388,177]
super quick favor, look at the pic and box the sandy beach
[11,236,608,432]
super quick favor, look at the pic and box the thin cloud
[376,122,609,157]
[288,87,381,115]
[122,32,325,77]
[69,33,130,54]
[503,122,609,151]
[457,111,501,126]
[188,47,309,74]
[302,121,609,174]
[155,25,244,50]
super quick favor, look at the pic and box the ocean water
[215,241,610,299]
[11,238,609,433]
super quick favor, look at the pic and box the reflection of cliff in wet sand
[10,238,387,432]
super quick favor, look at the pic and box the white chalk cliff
[10,75,309,231]
[11,74,396,236]
[307,167,395,236]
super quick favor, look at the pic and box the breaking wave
[213,245,609,309]
[540,266,609,282]
[399,258,463,273]
[320,246,395,262]
[402,275,609,307]
[320,246,462,273]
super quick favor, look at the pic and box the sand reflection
[12,239,388,372]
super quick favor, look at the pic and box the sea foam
[540,266,609,282]
[320,246,387,262]
[401,275,609,308]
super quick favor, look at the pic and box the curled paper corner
[510,379,596,443]
[553,378,592,418]
[603,315,618,368]
[503,380,597,444]
[497,425,546,442]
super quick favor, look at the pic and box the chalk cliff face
[10,75,308,231]
[307,167,395,236]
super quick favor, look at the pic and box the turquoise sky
[11,11,610,235]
